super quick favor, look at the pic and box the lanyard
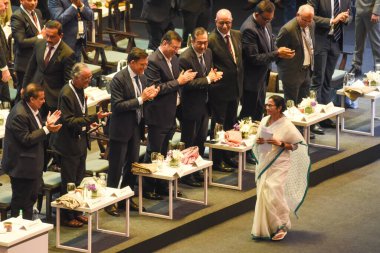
[69,81,86,115]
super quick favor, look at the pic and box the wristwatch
[280,142,285,148]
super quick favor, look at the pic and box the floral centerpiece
[299,97,317,114]
[166,149,183,168]
[364,71,380,86]
[87,183,98,198]
[234,117,257,139]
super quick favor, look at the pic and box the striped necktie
[333,0,342,42]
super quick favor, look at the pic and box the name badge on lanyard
[69,82,86,134]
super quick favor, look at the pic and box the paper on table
[259,127,273,154]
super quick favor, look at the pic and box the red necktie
[31,11,37,25]
[225,35,235,61]
[44,46,54,66]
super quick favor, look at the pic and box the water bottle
[187,34,192,47]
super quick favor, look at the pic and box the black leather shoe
[319,119,336,128]
[180,176,203,187]
[246,155,257,165]
[129,199,146,212]
[105,205,120,217]
[143,191,163,200]
[214,161,235,173]
[310,124,325,135]
[224,157,238,168]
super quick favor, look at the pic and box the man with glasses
[51,63,110,227]
[143,31,196,200]
[208,9,244,172]
[276,4,315,108]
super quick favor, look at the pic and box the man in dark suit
[208,9,244,172]
[11,0,45,100]
[308,0,350,130]
[276,4,315,105]
[23,20,75,119]
[51,63,110,227]
[2,83,61,220]
[143,30,196,199]
[0,0,11,103]
[141,0,177,50]
[179,0,213,47]
[179,27,223,187]
[105,48,159,217]
[240,0,294,122]
[48,0,93,61]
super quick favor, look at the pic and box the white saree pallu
[251,116,311,240]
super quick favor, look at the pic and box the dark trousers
[311,39,340,104]
[15,71,25,103]
[107,127,140,190]
[143,124,175,192]
[181,9,211,47]
[181,113,209,157]
[239,88,266,121]
[283,68,311,105]
[58,154,86,220]
[146,20,175,51]
[10,176,41,220]
[209,99,238,164]
[0,81,10,104]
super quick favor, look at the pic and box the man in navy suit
[240,0,294,121]
[179,27,222,186]
[2,83,62,220]
[11,0,45,100]
[143,30,196,199]
[48,0,93,61]
[105,48,159,216]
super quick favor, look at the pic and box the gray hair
[71,62,90,79]
[297,4,314,15]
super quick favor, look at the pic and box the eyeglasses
[217,21,232,26]
[259,14,273,22]
[265,104,276,108]
[81,75,93,81]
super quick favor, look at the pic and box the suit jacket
[240,15,277,92]
[23,39,75,109]
[48,0,93,51]
[141,0,176,23]
[208,29,243,102]
[276,18,315,82]
[179,0,212,12]
[2,100,47,179]
[11,8,44,73]
[308,0,352,51]
[51,83,97,157]
[144,49,180,128]
[0,25,9,70]
[179,46,212,120]
[356,0,380,15]
[109,67,147,142]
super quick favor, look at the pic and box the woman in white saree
[251,95,310,241]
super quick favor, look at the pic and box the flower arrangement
[364,71,380,86]
[299,97,317,114]
[234,117,256,138]
[167,149,183,167]
[87,183,98,197]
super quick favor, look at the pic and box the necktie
[199,55,207,76]
[264,27,271,48]
[31,11,37,25]
[333,0,342,42]
[225,35,234,60]
[133,75,142,124]
[36,112,43,128]
[302,28,314,69]
[44,46,54,66]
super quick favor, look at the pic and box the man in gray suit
[276,4,315,105]
[2,83,61,220]
[350,0,380,75]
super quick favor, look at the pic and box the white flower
[171,150,183,160]
[365,71,380,85]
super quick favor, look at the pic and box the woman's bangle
[280,142,285,148]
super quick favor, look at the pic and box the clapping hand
[141,85,160,101]
[207,68,223,83]
[1,69,12,83]
[46,110,62,132]
[97,110,111,119]
[177,69,197,85]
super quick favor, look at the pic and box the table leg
[88,213,92,252]
[341,94,345,131]
[126,198,130,237]
[336,115,340,151]
[139,175,143,215]
[238,152,243,190]
[208,147,213,185]
[169,180,173,219]
[204,168,208,205]
[55,207,60,248]
[371,99,375,136]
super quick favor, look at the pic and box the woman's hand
[266,138,282,147]
[256,137,265,144]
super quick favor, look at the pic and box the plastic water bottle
[18,210,23,220]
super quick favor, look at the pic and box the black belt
[302,65,310,70]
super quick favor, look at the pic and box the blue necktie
[333,0,342,42]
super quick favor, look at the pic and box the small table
[337,88,380,136]
[204,140,254,191]
[51,187,134,253]
[288,105,345,150]
[0,218,53,253]
[133,160,212,220]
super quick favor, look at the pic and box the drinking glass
[67,183,76,194]
[151,152,159,163]
[286,100,295,109]
[214,123,223,141]
[347,73,355,86]
[177,142,185,151]
[309,90,317,100]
